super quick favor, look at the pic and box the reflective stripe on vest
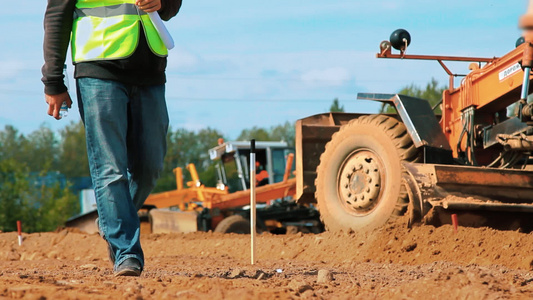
[74,4,140,18]
[71,1,167,63]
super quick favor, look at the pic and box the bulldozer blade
[403,162,533,218]
[149,209,198,234]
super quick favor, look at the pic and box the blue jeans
[76,78,169,270]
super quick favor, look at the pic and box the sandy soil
[1,218,533,299]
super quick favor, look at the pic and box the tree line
[0,120,295,233]
[0,81,444,233]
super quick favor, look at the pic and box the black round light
[516,36,525,48]
[390,29,411,51]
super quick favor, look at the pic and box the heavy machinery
[295,3,533,232]
[144,140,322,234]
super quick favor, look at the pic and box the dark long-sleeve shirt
[42,0,182,95]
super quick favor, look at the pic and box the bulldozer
[295,2,533,232]
[144,140,322,234]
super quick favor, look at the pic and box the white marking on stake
[17,220,22,246]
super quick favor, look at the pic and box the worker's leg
[76,78,144,271]
[126,84,169,210]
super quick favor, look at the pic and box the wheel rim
[337,149,384,215]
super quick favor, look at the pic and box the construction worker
[41,0,182,276]
[256,161,269,186]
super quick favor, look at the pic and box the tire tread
[315,114,420,231]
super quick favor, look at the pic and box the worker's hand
[45,92,72,120]
[136,0,161,13]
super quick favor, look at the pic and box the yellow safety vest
[71,0,167,63]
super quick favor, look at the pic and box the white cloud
[300,67,351,87]
[0,60,25,81]
[166,48,199,71]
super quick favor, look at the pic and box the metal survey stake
[250,139,257,265]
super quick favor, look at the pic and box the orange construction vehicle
[295,2,533,232]
[144,141,322,234]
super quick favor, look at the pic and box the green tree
[0,159,78,233]
[154,127,224,192]
[329,98,345,112]
[237,126,271,142]
[24,125,59,172]
[380,78,446,114]
[0,125,81,232]
[58,121,90,178]
[236,122,295,147]
[269,121,295,147]
[30,174,80,232]
[0,119,305,232]
[0,159,30,232]
[193,128,225,188]
[0,125,29,163]
[0,125,61,173]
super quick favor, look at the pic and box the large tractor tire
[214,215,251,234]
[315,115,420,232]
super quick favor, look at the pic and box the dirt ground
[1,217,533,300]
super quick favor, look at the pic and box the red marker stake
[451,214,458,234]
[16,220,22,246]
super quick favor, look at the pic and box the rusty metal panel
[296,121,337,203]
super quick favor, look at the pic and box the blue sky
[0,1,527,139]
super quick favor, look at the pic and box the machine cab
[208,141,295,193]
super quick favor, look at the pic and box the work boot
[114,258,142,277]
[95,218,116,264]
